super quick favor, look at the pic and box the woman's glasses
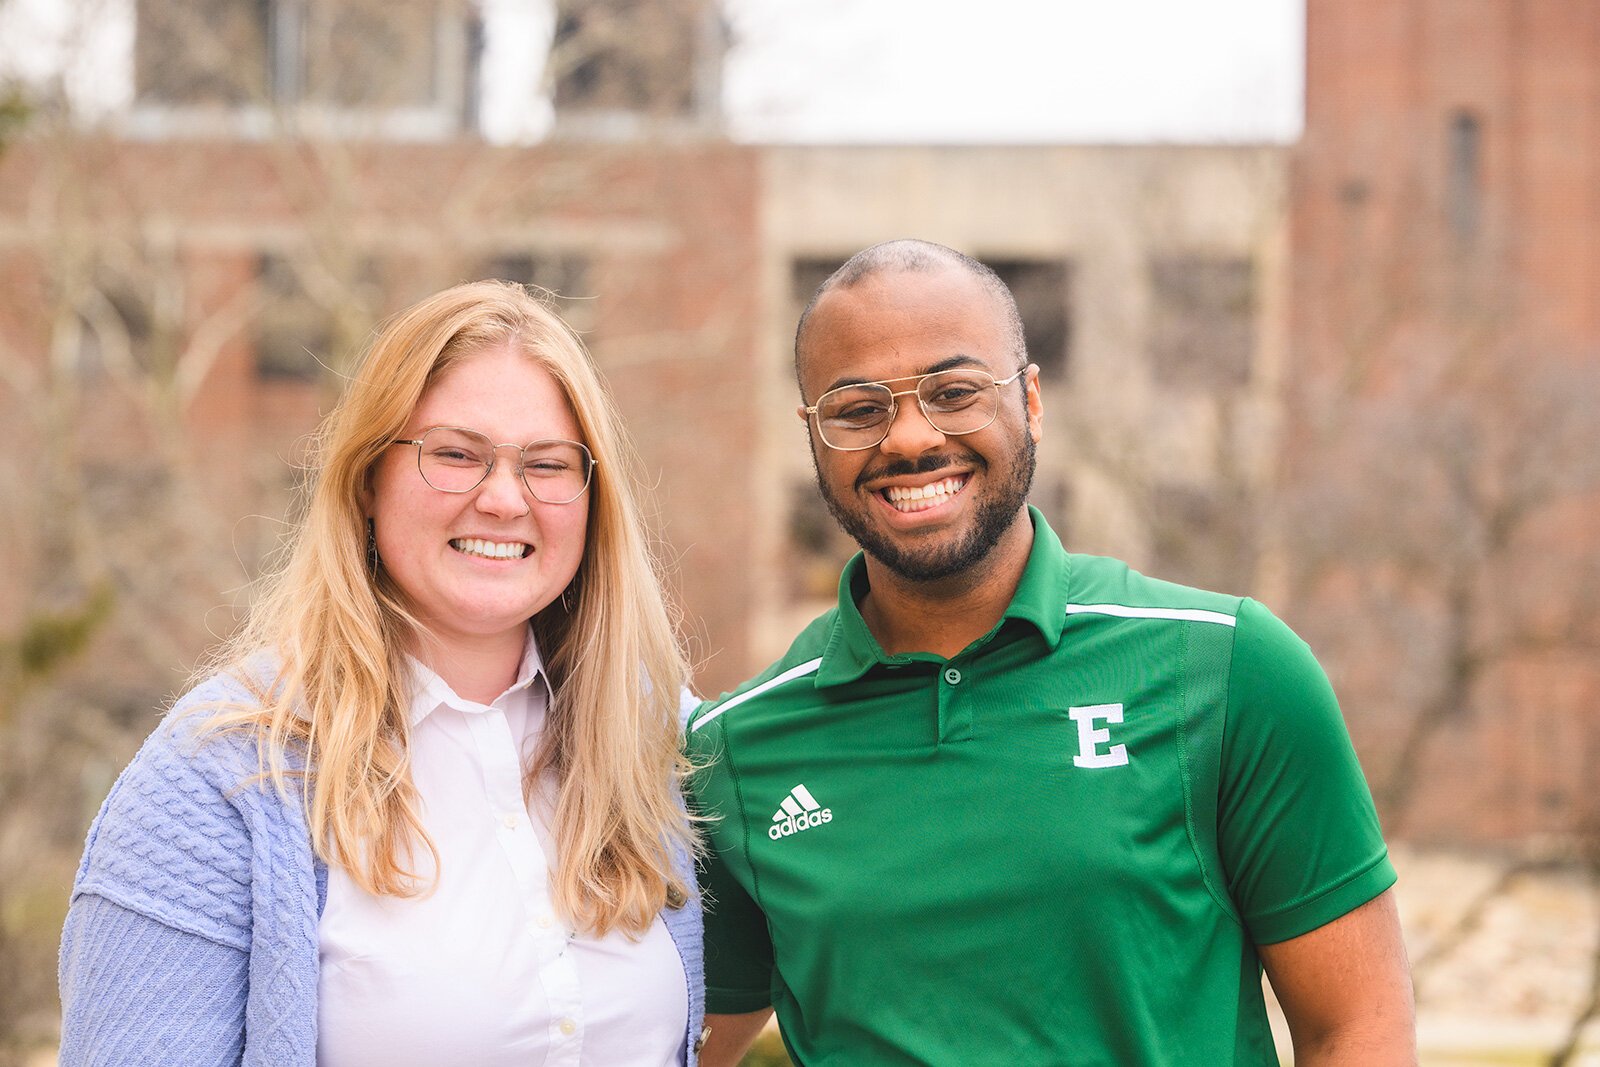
[389,426,596,504]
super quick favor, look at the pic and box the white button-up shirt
[317,636,688,1066]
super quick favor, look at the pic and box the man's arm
[697,1008,775,1067]
[1258,890,1416,1066]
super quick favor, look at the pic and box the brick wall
[1288,0,1600,845]
[0,137,764,696]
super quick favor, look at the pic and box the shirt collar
[815,506,1070,687]
[405,627,552,727]
[1002,506,1071,648]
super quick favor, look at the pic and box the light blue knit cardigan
[58,671,705,1067]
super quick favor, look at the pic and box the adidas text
[769,808,832,839]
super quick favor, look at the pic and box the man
[688,240,1415,1065]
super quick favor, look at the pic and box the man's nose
[877,397,946,457]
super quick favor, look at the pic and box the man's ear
[796,404,809,424]
[1025,364,1044,445]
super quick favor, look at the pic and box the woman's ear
[358,462,376,514]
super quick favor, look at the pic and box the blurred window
[133,0,479,122]
[302,0,440,109]
[1448,110,1482,243]
[987,259,1072,380]
[1148,256,1255,391]
[552,0,710,119]
[135,0,271,105]
[76,273,156,381]
[254,254,331,382]
[790,258,838,311]
[477,253,594,334]
[789,256,1073,379]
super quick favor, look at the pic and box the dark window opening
[1148,256,1255,391]
[987,259,1072,380]
[790,257,840,310]
[789,255,1073,379]
[477,253,593,332]
[551,0,704,118]
[303,0,439,109]
[134,0,475,115]
[135,0,271,105]
[254,254,331,382]
[1448,109,1482,243]
[76,274,157,380]
[785,478,857,601]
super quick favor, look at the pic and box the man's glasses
[389,426,596,504]
[804,366,1031,451]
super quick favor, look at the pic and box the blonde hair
[205,281,693,936]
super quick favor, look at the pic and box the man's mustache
[855,451,983,490]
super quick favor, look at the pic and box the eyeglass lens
[415,427,592,503]
[814,369,1003,449]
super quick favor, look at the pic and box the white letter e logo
[1069,704,1129,769]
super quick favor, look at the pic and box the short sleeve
[1217,598,1396,945]
[697,837,775,1014]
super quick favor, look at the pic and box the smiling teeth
[884,477,966,513]
[451,538,529,560]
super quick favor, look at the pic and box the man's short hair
[793,239,1027,391]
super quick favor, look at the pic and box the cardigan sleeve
[59,677,269,1063]
[59,893,248,1067]
[69,710,258,948]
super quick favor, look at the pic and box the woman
[59,281,704,1066]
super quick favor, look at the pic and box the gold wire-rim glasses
[389,426,597,504]
[804,364,1032,451]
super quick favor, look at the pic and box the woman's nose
[474,455,532,515]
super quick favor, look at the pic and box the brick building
[1288,0,1600,844]
[0,1,1290,708]
[0,0,767,702]
[0,136,765,692]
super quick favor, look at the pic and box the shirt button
[943,667,962,685]
[558,1018,577,1037]
[501,814,518,829]
[537,914,554,929]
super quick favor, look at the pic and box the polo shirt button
[943,667,962,685]
[558,1018,577,1037]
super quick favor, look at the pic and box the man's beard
[815,433,1036,583]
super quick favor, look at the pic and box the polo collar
[1004,506,1071,648]
[814,555,886,687]
[814,506,1070,688]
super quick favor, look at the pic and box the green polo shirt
[686,508,1394,1065]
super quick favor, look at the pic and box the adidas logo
[768,783,833,841]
